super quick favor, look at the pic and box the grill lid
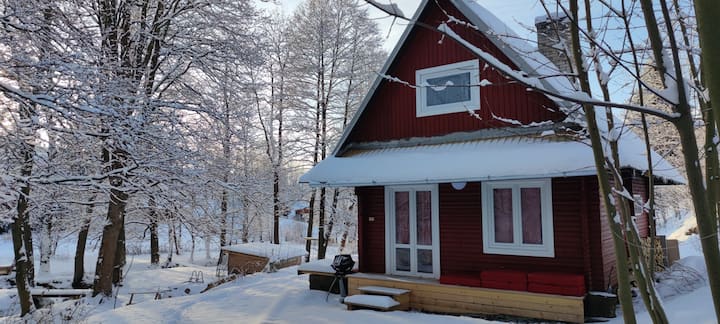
[331,254,355,275]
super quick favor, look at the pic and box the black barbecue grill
[327,254,355,302]
[331,254,355,275]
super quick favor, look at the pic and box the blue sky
[257,0,550,51]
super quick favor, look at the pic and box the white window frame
[633,194,644,217]
[415,59,480,117]
[384,184,440,278]
[481,179,555,258]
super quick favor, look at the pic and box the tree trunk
[204,234,211,260]
[150,218,160,265]
[189,230,196,263]
[92,185,128,297]
[317,187,327,260]
[339,222,350,253]
[149,195,160,265]
[320,189,340,256]
[704,107,719,227]
[12,103,37,315]
[39,214,52,274]
[305,191,316,262]
[273,170,280,244]
[239,197,251,244]
[173,221,181,255]
[695,0,720,149]
[220,189,228,247]
[675,111,720,320]
[72,215,92,288]
[11,212,35,316]
[568,1,636,321]
[651,1,720,319]
[167,222,174,263]
[112,213,126,285]
[675,0,720,235]
[12,185,35,315]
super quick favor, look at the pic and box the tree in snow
[287,0,384,259]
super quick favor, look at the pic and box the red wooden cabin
[300,0,681,322]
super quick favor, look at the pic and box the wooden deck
[347,273,584,323]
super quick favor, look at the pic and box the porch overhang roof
[299,135,684,187]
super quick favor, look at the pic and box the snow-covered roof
[300,131,683,187]
[222,243,307,262]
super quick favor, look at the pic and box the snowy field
[0,225,716,324]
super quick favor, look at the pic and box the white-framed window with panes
[481,179,555,258]
[415,59,480,117]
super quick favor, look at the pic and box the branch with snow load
[364,0,679,122]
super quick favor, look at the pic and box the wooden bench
[345,285,410,311]
[30,288,91,300]
[0,264,14,276]
[127,288,172,305]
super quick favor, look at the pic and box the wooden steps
[344,285,411,311]
[344,295,400,311]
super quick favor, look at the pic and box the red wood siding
[356,186,385,273]
[355,177,610,291]
[438,182,484,274]
[588,176,615,290]
[594,172,652,290]
[438,179,586,278]
[625,172,650,238]
[346,0,564,144]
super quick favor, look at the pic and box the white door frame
[384,184,440,278]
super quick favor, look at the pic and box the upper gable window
[415,59,480,117]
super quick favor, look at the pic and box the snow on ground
[84,267,489,324]
[0,220,718,323]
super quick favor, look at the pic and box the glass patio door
[386,185,439,278]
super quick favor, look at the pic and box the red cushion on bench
[482,280,527,291]
[527,272,586,296]
[528,282,586,296]
[439,274,482,287]
[481,270,527,283]
[528,272,584,286]
[480,270,527,291]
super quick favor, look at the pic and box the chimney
[535,13,572,74]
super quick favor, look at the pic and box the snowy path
[85,268,490,324]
